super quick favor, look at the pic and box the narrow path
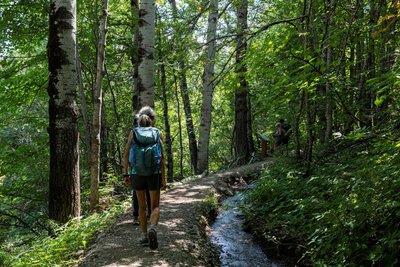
[79,160,272,267]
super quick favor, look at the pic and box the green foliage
[198,192,218,218]
[3,201,129,267]
[244,129,400,265]
[1,0,399,263]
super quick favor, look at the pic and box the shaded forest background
[0,0,399,266]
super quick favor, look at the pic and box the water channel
[210,192,285,267]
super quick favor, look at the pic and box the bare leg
[149,190,160,225]
[148,190,160,250]
[136,190,147,234]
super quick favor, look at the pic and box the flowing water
[210,192,285,267]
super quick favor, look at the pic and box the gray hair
[137,106,156,127]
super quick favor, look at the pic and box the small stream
[210,192,285,267]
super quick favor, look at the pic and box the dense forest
[0,0,399,266]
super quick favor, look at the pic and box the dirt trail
[79,160,272,267]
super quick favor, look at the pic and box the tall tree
[47,0,80,223]
[197,0,218,174]
[234,0,251,164]
[89,0,109,211]
[168,0,198,173]
[137,0,156,108]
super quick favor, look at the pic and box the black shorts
[131,174,161,191]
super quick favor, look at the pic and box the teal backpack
[129,127,162,176]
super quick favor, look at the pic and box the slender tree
[90,0,109,211]
[47,0,80,223]
[197,0,218,174]
[76,42,92,163]
[157,27,174,181]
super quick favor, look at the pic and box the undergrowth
[2,200,129,267]
[244,129,400,266]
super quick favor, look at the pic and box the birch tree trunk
[90,0,108,211]
[197,0,218,174]
[137,0,155,108]
[234,0,251,165]
[168,0,198,173]
[48,0,80,223]
[130,0,139,112]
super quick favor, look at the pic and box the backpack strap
[132,128,143,147]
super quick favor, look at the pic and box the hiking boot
[133,216,140,226]
[148,228,158,250]
[139,236,149,246]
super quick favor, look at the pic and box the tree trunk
[302,0,314,165]
[179,61,198,173]
[366,0,385,125]
[168,0,198,173]
[304,90,314,166]
[355,0,367,128]
[157,33,174,181]
[174,74,184,178]
[105,66,123,174]
[234,0,251,165]
[130,0,139,112]
[48,0,80,223]
[76,42,92,162]
[90,0,108,211]
[197,0,218,174]
[323,0,336,142]
[247,94,255,154]
[137,0,156,108]
[100,101,108,175]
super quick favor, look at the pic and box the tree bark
[234,0,251,165]
[197,0,218,174]
[174,74,184,178]
[48,0,80,223]
[130,0,139,112]
[90,0,108,211]
[137,0,156,108]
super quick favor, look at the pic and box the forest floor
[78,159,272,267]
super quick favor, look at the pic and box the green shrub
[244,132,400,266]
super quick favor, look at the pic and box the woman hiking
[123,106,166,250]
